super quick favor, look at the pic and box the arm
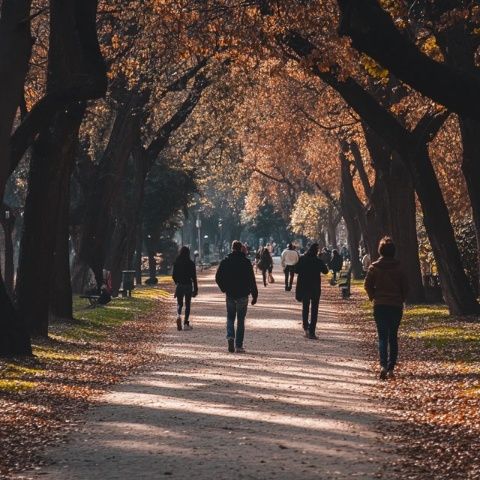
[364,267,376,301]
[172,263,178,284]
[191,262,198,296]
[281,251,286,269]
[215,261,226,292]
[249,263,258,304]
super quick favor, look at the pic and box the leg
[387,307,403,371]
[235,297,248,348]
[284,268,289,291]
[262,269,267,287]
[309,295,320,335]
[288,268,295,290]
[226,296,237,340]
[302,296,310,331]
[184,292,192,324]
[176,287,184,316]
[374,306,389,370]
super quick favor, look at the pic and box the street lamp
[218,218,223,257]
[196,213,202,262]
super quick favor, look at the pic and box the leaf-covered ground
[342,282,480,480]
[0,280,172,478]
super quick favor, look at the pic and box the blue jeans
[226,296,248,348]
[374,305,403,370]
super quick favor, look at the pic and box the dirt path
[18,263,395,480]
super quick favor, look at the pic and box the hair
[378,236,396,258]
[332,249,339,255]
[232,240,243,252]
[307,242,319,256]
[175,246,190,263]
[288,243,294,249]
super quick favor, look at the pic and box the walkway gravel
[18,263,395,480]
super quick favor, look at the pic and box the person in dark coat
[295,243,329,339]
[172,246,198,331]
[257,247,273,287]
[215,240,258,353]
[364,237,409,380]
[329,249,343,283]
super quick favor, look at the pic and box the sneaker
[308,333,318,340]
[235,346,245,353]
[379,368,388,380]
[303,329,309,338]
[386,369,395,379]
[228,338,235,353]
[183,324,192,331]
[176,316,182,331]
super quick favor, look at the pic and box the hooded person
[295,243,329,339]
[364,237,409,380]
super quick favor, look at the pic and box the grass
[0,280,172,393]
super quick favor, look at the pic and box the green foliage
[248,204,290,243]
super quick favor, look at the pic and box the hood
[371,257,400,269]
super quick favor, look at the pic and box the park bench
[79,294,101,308]
[338,268,352,299]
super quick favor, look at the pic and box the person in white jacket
[281,243,300,291]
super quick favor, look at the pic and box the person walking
[215,240,258,353]
[329,249,344,283]
[281,243,300,291]
[295,243,329,339]
[364,237,408,380]
[172,246,198,331]
[257,246,273,287]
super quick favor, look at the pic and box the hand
[192,290,198,298]
[251,297,257,306]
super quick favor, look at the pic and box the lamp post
[218,218,223,258]
[196,213,202,262]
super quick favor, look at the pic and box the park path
[19,260,395,480]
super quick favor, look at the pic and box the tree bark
[0,0,33,355]
[0,205,15,296]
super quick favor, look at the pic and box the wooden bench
[338,268,352,299]
[80,295,100,308]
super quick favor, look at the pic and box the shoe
[176,316,182,331]
[235,346,245,353]
[379,368,388,380]
[183,324,192,331]
[228,338,235,353]
[304,329,309,338]
[308,333,318,340]
[386,369,395,379]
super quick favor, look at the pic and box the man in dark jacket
[295,243,329,339]
[215,240,258,353]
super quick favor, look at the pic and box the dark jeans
[284,265,295,291]
[176,284,192,324]
[302,293,320,334]
[226,296,248,348]
[261,267,272,286]
[374,304,403,370]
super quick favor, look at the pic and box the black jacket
[215,251,258,300]
[295,253,329,301]
[172,258,198,293]
[330,252,343,272]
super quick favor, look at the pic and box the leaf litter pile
[0,284,172,478]
[342,283,480,480]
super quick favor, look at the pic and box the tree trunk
[1,206,15,296]
[340,191,363,279]
[16,102,85,335]
[406,143,478,314]
[134,224,143,285]
[326,204,338,249]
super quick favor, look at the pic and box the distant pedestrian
[281,243,300,291]
[329,249,343,283]
[362,251,371,273]
[257,246,273,287]
[295,243,329,339]
[364,237,408,380]
[172,246,198,331]
[215,240,258,353]
[320,247,331,267]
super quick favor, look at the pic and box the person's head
[307,242,319,256]
[332,249,339,256]
[288,243,294,250]
[378,236,396,258]
[177,246,190,261]
[232,240,243,253]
